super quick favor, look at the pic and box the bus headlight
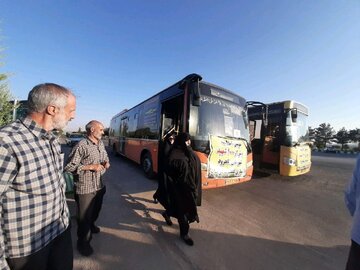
[246,160,253,168]
[283,157,296,166]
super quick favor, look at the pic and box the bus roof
[267,100,308,115]
[248,100,308,114]
[111,73,246,120]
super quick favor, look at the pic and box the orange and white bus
[109,74,253,189]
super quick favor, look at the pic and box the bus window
[253,120,262,140]
[189,106,199,136]
[191,96,249,141]
[161,95,184,138]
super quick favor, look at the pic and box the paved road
[64,146,358,270]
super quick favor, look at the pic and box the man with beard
[65,120,110,257]
[0,83,76,270]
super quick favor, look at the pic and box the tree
[0,80,14,126]
[0,42,14,126]
[334,127,350,150]
[349,128,360,142]
[349,128,360,150]
[308,126,316,149]
[308,126,316,141]
[314,123,335,149]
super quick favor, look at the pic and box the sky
[0,0,359,132]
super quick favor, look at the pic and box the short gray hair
[85,120,102,133]
[27,83,73,114]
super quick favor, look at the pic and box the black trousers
[6,225,73,270]
[346,240,360,270]
[178,215,189,237]
[75,186,106,243]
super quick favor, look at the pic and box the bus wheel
[142,152,155,179]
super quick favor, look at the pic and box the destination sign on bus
[210,88,235,102]
[201,95,244,116]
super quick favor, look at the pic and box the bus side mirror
[191,81,201,107]
[242,110,249,129]
[291,109,297,123]
[286,111,292,126]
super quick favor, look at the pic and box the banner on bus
[207,134,247,178]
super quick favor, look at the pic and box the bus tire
[142,152,155,179]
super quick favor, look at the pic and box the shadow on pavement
[252,170,272,179]
[62,144,350,270]
[68,181,349,270]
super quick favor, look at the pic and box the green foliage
[0,72,15,127]
[1,33,16,127]
[308,126,316,141]
[349,128,360,151]
[334,127,350,150]
[314,123,335,149]
[349,129,360,142]
[309,125,360,152]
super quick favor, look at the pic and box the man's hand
[88,164,104,172]
[101,161,110,169]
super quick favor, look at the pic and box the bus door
[160,95,184,138]
[249,119,263,169]
[119,116,128,155]
[262,124,280,166]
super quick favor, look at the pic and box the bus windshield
[284,111,309,146]
[189,94,250,152]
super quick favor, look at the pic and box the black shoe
[91,225,100,234]
[153,194,158,204]
[77,242,94,256]
[181,235,194,246]
[162,212,173,226]
[195,215,200,223]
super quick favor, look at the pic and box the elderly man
[65,120,110,257]
[0,83,76,270]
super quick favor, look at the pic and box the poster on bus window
[143,96,159,132]
[207,134,247,179]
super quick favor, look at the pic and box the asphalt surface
[63,145,358,270]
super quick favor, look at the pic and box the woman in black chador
[153,131,175,224]
[164,132,202,246]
